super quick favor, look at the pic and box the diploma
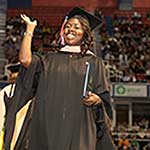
[83,62,90,97]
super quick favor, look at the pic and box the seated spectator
[145,62,150,83]
[118,50,129,70]
[118,134,130,150]
[121,69,132,82]
[143,142,150,150]
[130,135,140,150]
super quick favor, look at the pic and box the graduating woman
[4,7,115,150]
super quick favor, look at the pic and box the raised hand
[20,14,37,32]
[20,14,37,26]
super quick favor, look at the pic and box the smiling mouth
[66,33,75,40]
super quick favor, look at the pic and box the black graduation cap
[66,7,101,30]
[6,63,20,73]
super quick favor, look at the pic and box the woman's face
[63,18,84,46]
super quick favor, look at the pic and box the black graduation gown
[4,51,115,150]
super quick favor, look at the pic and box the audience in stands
[118,134,130,150]
[2,12,150,83]
[113,118,150,149]
[1,9,150,149]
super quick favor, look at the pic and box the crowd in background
[99,11,150,83]
[1,10,150,149]
[113,118,150,150]
[2,10,150,83]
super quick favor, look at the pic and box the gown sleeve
[91,59,116,150]
[91,59,112,121]
[4,53,42,150]
[15,53,42,109]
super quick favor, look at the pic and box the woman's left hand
[83,91,102,107]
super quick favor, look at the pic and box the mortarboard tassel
[60,16,68,45]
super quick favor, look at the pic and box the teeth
[67,34,75,39]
